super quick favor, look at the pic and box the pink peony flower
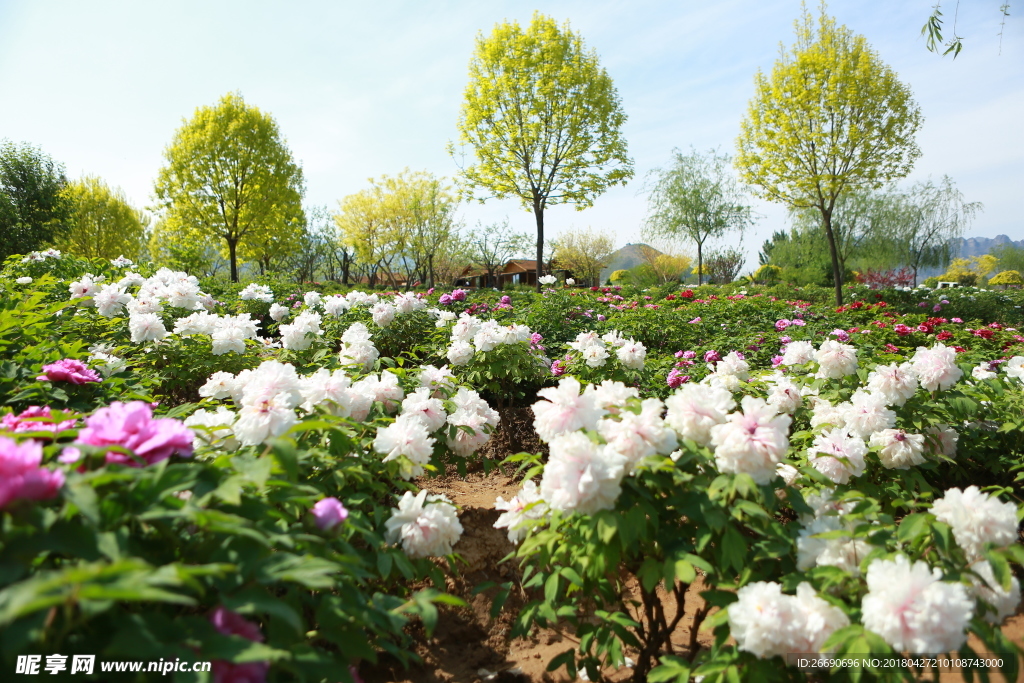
[0,437,65,509]
[775,319,791,331]
[77,401,194,467]
[37,359,101,385]
[1,406,77,434]
[209,607,269,683]
[311,497,349,530]
[666,369,689,388]
[704,350,721,363]
[451,289,467,302]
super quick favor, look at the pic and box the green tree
[551,227,615,287]
[148,218,226,278]
[736,3,923,305]
[642,148,753,285]
[0,140,72,260]
[880,176,980,285]
[55,175,147,260]
[153,92,305,282]
[991,242,1024,274]
[451,12,633,292]
[467,219,531,290]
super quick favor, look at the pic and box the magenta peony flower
[451,289,467,302]
[0,437,65,510]
[37,359,101,385]
[775,319,791,331]
[666,369,689,388]
[500,295,512,305]
[77,401,193,467]
[704,350,722,363]
[311,497,348,530]
[550,360,566,376]
[438,294,453,305]
[209,607,268,683]
[1,406,77,434]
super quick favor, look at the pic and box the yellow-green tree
[452,12,633,292]
[56,175,147,260]
[736,3,923,305]
[153,92,305,282]
[551,227,614,286]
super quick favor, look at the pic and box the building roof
[503,259,538,273]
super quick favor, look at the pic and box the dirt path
[362,469,1024,683]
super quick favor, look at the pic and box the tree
[451,12,633,292]
[643,148,753,285]
[54,175,147,260]
[921,2,1013,58]
[467,219,532,289]
[640,246,693,285]
[153,92,305,282]
[551,227,615,286]
[0,140,72,261]
[881,176,980,285]
[389,170,460,288]
[991,242,1024,275]
[701,248,745,284]
[736,3,923,305]
[148,218,226,278]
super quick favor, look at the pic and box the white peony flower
[714,351,750,381]
[807,428,867,484]
[781,340,815,366]
[446,340,475,366]
[597,398,677,471]
[93,284,132,317]
[865,362,919,407]
[374,413,436,479]
[969,560,1022,625]
[239,283,274,302]
[788,582,851,655]
[303,290,322,308]
[910,343,963,392]
[861,555,973,653]
[385,490,463,559]
[354,370,404,411]
[371,301,396,327]
[765,373,803,414]
[400,387,448,432]
[797,514,872,575]
[128,312,167,343]
[616,339,646,370]
[924,423,958,458]
[494,480,548,544]
[298,368,353,415]
[15,276,32,284]
[972,363,998,381]
[1004,356,1024,382]
[839,390,896,439]
[809,398,847,431]
[728,582,797,659]
[814,340,858,379]
[588,380,639,413]
[776,462,800,487]
[869,429,926,469]
[538,274,557,285]
[418,365,456,398]
[183,406,238,447]
[269,303,289,321]
[539,432,626,514]
[582,344,609,368]
[199,371,237,399]
[211,321,248,355]
[233,400,299,446]
[930,486,1018,560]
[663,384,735,447]
[69,275,101,300]
[709,397,791,485]
[532,377,605,442]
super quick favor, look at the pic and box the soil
[360,408,1024,683]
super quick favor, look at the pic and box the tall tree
[56,175,147,260]
[389,170,459,288]
[883,176,981,285]
[467,219,531,289]
[0,140,72,261]
[551,227,615,286]
[153,92,305,282]
[451,12,633,291]
[736,3,923,305]
[642,148,752,285]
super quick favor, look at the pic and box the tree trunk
[822,207,844,306]
[696,241,703,287]
[342,251,350,285]
[228,237,239,283]
[533,196,544,292]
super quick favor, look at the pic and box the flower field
[3,251,1024,682]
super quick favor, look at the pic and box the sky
[0,0,1021,272]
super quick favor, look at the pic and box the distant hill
[600,243,662,284]
[917,235,1024,280]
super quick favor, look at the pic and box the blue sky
[1,0,1021,271]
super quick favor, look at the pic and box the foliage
[153,92,306,282]
[54,175,147,261]
[0,140,72,262]
[452,11,633,290]
[736,3,923,305]
[551,227,615,287]
[989,270,1024,287]
[643,148,752,286]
